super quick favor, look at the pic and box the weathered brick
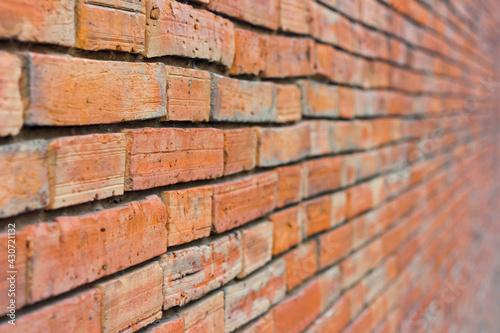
[263,37,315,78]
[346,178,386,219]
[304,157,342,197]
[144,316,184,333]
[303,195,332,237]
[299,81,339,118]
[341,155,359,187]
[332,121,361,153]
[161,186,213,247]
[76,0,146,53]
[258,123,311,167]
[0,52,23,137]
[207,0,279,30]
[338,87,356,119]
[318,223,353,268]
[160,233,242,309]
[239,221,274,278]
[307,294,350,333]
[176,291,225,333]
[225,260,286,332]
[309,1,339,45]
[145,0,235,67]
[164,66,211,122]
[27,196,167,303]
[358,150,380,180]
[26,53,166,126]
[331,190,347,227]
[0,0,75,46]
[276,164,304,208]
[239,311,275,333]
[212,172,277,233]
[284,240,318,291]
[97,263,163,333]
[46,133,126,209]
[276,84,303,123]
[211,74,277,122]
[223,128,258,176]
[0,289,101,333]
[309,121,334,156]
[318,265,342,310]
[280,0,310,34]
[231,29,266,76]
[0,140,48,218]
[124,128,224,190]
[341,246,371,288]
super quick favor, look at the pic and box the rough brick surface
[238,221,273,278]
[223,128,258,176]
[0,51,23,137]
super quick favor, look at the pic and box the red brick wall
[0,0,499,332]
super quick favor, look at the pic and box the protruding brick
[46,133,126,209]
[263,37,315,78]
[0,140,48,218]
[145,0,235,67]
[164,66,211,122]
[161,186,213,247]
[276,164,304,208]
[160,233,242,309]
[0,52,23,137]
[276,84,303,123]
[270,206,303,255]
[225,260,286,332]
[97,263,163,333]
[212,172,278,233]
[318,223,353,268]
[223,128,258,176]
[303,195,332,237]
[280,0,310,34]
[239,222,274,278]
[124,128,224,190]
[304,157,342,197]
[27,196,167,303]
[231,29,266,76]
[299,81,339,118]
[207,0,279,30]
[284,240,318,291]
[258,123,311,167]
[176,292,225,333]
[26,53,166,126]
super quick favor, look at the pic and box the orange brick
[279,0,310,34]
[341,155,359,187]
[0,0,74,46]
[26,53,166,126]
[224,260,286,332]
[318,265,342,310]
[208,0,279,30]
[284,240,318,291]
[76,0,146,53]
[315,43,336,81]
[299,81,339,118]
[304,157,342,197]
[124,128,224,190]
[303,195,332,237]
[0,52,23,137]
[231,29,266,76]
[27,196,167,303]
[97,263,163,333]
[276,84,303,123]
[307,294,350,333]
[338,14,354,52]
[160,233,242,309]
[144,316,184,333]
[175,291,225,333]
[161,186,213,247]
[223,128,258,176]
[270,206,304,255]
[0,140,48,218]
[358,150,380,180]
[309,120,334,156]
[212,172,278,233]
[333,122,361,153]
[239,221,274,278]
[164,66,211,122]
[318,223,353,268]
[0,289,101,333]
[335,0,361,20]
[239,311,275,333]
[331,191,347,227]
[338,87,356,119]
[341,247,371,288]
[343,308,373,333]
[309,1,339,45]
[258,123,311,167]
[276,164,304,208]
[346,178,386,219]
[263,36,316,78]
[46,133,126,209]
[145,0,234,67]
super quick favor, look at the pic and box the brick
[346,178,386,219]
[334,0,361,20]
[145,0,235,67]
[258,123,311,167]
[299,81,339,118]
[160,233,242,309]
[223,128,258,176]
[161,186,213,247]
[338,87,356,119]
[315,43,336,81]
[239,311,275,333]
[341,155,359,187]
[280,0,310,34]
[27,196,167,303]
[212,172,277,233]
[97,263,163,333]
[124,128,224,190]
[276,164,304,208]
[0,140,48,218]
[76,0,146,53]
[263,37,315,78]
[144,316,184,333]
[207,0,279,30]
[333,122,361,153]
[270,206,303,255]
[176,292,225,333]
[304,157,342,197]
[46,133,126,209]
[26,53,166,126]
[338,14,354,51]
[358,151,380,180]
[309,121,334,156]
[318,265,342,310]
[273,280,322,333]
[0,0,74,46]
[331,190,347,227]
[239,221,274,278]
[309,1,339,45]
[0,289,101,333]
[318,223,353,268]
[303,196,332,237]
[231,29,266,76]
[276,84,302,123]
[225,260,286,332]
[0,52,23,137]
[164,66,211,122]
[307,294,350,333]
[284,241,318,291]
[211,74,277,122]
[341,247,371,288]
